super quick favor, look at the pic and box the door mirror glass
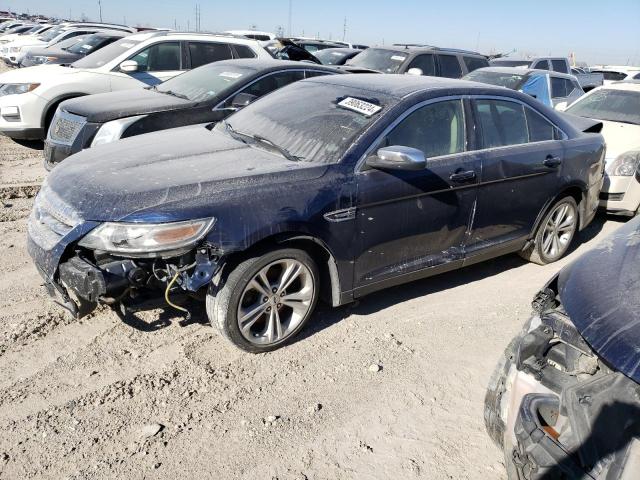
[231,92,258,109]
[119,60,139,73]
[366,146,426,171]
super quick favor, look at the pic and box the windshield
[66,34,111,55]
[156,64,255,102]
[347,48,408,73]
[38,26,64,42]
[566,88,640,125]
[215,81,391,163]
[463,70,526,89]
[55,36,86,50]
[72,38,142,69]
[314,49,352,65]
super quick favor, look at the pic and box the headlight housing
[91,115,147,147]
[0,83,40,97]
[30,55,57,64]
[606,150,640,177]
[78,218,216,256]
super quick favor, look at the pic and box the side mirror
[406,68,423,76]
[119,60,139,73]
[231,92,258,109]
[366,146,426,171]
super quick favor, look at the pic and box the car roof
[379,44,485,56]
[474,66,577,79]
[202,58,342,72]
[303,73,503,98]
[317,47,361,53]
[124,31,264,45]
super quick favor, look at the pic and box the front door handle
[449,170,477,183]
[543,155,562,168]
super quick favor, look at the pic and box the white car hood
[0,64,78,83]
[600,120,640,160]
[4,37,45,48]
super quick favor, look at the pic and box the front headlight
[31,55,56,64]
[78,218,216,255]
[0,83,40,97]
[606,150,640,177]
[9,46,21,52]
[91,115,147,147]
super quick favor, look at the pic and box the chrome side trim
[324,207,356,223]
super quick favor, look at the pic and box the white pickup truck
[490,56,603,91]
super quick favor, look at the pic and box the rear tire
[206,248,319,353]
[519,197,578,265]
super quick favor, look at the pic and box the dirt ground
[0,61,628,479]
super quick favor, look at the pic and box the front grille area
[28,185,81,250]
[600,192,625,202]
[48,110,86,145]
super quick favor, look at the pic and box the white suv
[0,31,271,140]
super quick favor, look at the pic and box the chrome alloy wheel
[236,259,315,345]
[541,203,577,258]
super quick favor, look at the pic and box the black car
[485,215,640,479]
[342,44,490,77]
[44,59,341,168]
[28,75,604,353]
[20,31,129,67]
[313,47,363,66]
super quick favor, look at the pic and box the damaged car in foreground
[28,75,604,352]
[485,215,640,479]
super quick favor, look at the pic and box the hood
[0,63,72,82]
[558,216,640,383]
[599,120,640,159]
[45,125,327,222]
[24,46,78,61]
[61,88,193,123]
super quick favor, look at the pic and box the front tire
[519,197,578,265]
[206,248,319,353]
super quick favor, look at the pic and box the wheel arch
[40,93,89,132]
[529,183,586,240]
[219,232,344,308]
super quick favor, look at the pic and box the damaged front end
[485,280,640,480]
[27,186,221,319]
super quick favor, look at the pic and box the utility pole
[98,0,102,22]
[288,0,292,36]
[342,17,347,41]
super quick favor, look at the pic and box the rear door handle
[543,155,562,168]
[449,170,477,183]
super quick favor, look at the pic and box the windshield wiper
[222,121,302,162]
[157,89,189,100]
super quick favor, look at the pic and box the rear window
[232,44,257,59]
[188,42,233,68]
[438,55,462,78]
[463,56,489,72]
[551,59,569,73]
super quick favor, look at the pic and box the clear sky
[7,0,640,65]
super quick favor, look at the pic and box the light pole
[98,0,103,22]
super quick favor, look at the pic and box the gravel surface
[0,62,628,479]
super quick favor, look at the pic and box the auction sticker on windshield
[338,97,382,117]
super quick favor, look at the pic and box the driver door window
[407,54,436,76]
[129,41,181,72]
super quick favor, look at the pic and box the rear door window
[130,41,182,71]
[378,99,466,158]
[551,59,569,73]
[232,44,257,59]
[437,55,463,78]
[525,108,557,142]
[407,54,436,76]
[532,60,550,70]
[551,77,569,98]
[474,99,529,148]
[463,56,489,73]
[188,42,233,68]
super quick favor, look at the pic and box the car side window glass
[437,55,463,78]
[551,77,567,98]
[463,56,489,72]
[525,108,556,142]
[225,71,305,106]
[378,100,466,158]
[407,54,436,75]
[551,59,568,73]
[188,42,233,68]
[130,42,181,72]
[533,60,549,70]
[232,44,257,59]
[475,99,528,148]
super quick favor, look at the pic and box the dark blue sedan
[27,74,605,352]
